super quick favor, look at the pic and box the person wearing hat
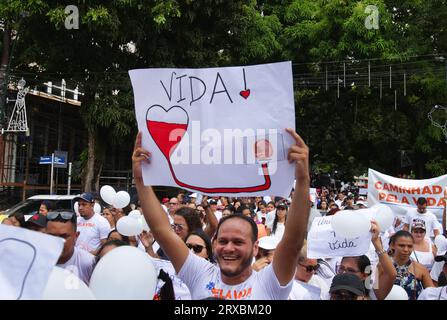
[252,236,278,272]
[329,274,367,300]
[24,213,47,233]
[410,220,437,271]
[266,202,287,243]
[74,192,111,254]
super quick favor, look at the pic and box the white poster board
[307,216,371,259]
[0,225,64,299]
[130,62,295,197]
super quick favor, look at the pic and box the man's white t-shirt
[57,247,96,285]
[405,208,441,237]
[178,252,293,300]
[289,280,321,300]
[76,213,111,252]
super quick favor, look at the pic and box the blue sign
[39,156,52,165]
[39,156,65,165]
[54,156,65,165]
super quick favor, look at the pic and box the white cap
[356,201,368,207]
[258,236,278,250]
[190,193,197,198]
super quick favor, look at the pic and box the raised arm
[370,221,397,300]
[132,132,189,272]
[272,128,310,286]
[202,196,218,238]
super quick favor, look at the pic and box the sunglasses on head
[47,211,76,221]
[186,243,205,253]
[299,263,319,272]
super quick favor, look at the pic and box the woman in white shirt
[410,221,437,271]
[266,203,287,243]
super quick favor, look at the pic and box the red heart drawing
[240,89,250,99]
[146,105,189,159]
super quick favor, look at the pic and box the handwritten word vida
[160,70,248,106]
[328,238,358,251]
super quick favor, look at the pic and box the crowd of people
[1,129,447,300]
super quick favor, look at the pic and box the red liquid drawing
[147,120,187,158]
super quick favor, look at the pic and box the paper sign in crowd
[307,216,371,259]
[130,62,296,197]
[0,224,64,300]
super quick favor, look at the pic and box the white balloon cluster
[116,210,149,236]
[330,203,396,238]
[100,185,130,209]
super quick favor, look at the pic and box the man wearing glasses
[74,193,111,254]
[46,210,96,285]
[289,244,328,300]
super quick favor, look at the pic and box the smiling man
[132,128,310,300]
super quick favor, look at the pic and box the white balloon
[42,266,95,300]
[139,216,150,232]
[331,210,371,238]
[434,235,447,251]
[74,201,79,215]
[116,216,143,236]
[371,204,394,231]
[113,191,131,209]
[100,185,116,205]
[128,210,142,219]
[94,202,102,215]
[89,246,157,300]
[385,285,409,300]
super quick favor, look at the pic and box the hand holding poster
[0,224,64,299]
[307,216,371,259]
[130,62,295,197]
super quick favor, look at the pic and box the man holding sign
[129,62,296,198]
[132,127,310,299]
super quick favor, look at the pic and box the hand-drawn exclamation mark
[239,68,250,99]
